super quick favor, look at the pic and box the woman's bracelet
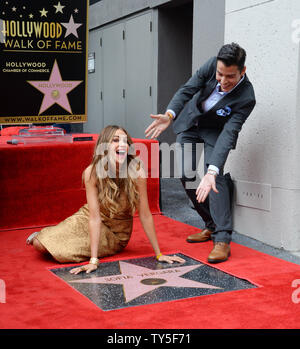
[167,112,174,121]
[89,257,100,266]
[156,253,162,260]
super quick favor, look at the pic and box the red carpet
[1,215,300,329]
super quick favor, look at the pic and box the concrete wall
[87,1,194,141]
[224,0,300,251]
[88,0,225,67]
[192,0,225,73]
[89,0,173,30]
[192,0,225,178]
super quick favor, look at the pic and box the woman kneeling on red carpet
[26,125,185,273]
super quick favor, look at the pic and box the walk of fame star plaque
[50,253,257,311]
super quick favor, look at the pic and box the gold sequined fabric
[36,195,133,263]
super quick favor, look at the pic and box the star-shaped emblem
[61,14,82,38]
[54,2,65,14]
[39,8,48,17]
[27,60,82,114]
[70,261,221,303]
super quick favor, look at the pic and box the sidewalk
[160,178,300,266]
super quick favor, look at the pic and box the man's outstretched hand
[196,173,219,202]
[145,113,171,139]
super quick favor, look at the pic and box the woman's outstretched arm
[70,165,101,274]
[137,176,185,264]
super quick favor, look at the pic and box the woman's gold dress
[36,194,133,263]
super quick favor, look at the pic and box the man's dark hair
[217,42,246,72]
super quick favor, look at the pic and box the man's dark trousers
[175,125,234,244]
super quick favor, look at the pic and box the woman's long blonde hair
[89,125,142,216]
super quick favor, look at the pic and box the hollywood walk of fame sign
[0,1,88,124]
[50,254,257,311]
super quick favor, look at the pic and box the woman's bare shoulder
[83,165,97,184]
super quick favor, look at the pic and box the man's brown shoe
[186,229,213,243]
[207,242,231,263]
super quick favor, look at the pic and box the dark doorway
[157,0,193,176]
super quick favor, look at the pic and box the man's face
[216,60,246,92]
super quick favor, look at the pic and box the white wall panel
[225,0,300,250]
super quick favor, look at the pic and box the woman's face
[109,129,129,167]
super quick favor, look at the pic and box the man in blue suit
[145,43,256,263]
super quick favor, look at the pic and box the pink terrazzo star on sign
[71,261,221,303]
[27,60,82,115]
[61,14,82,38]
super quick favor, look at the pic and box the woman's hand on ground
[69,263,98,274]
[158,254,186,264]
